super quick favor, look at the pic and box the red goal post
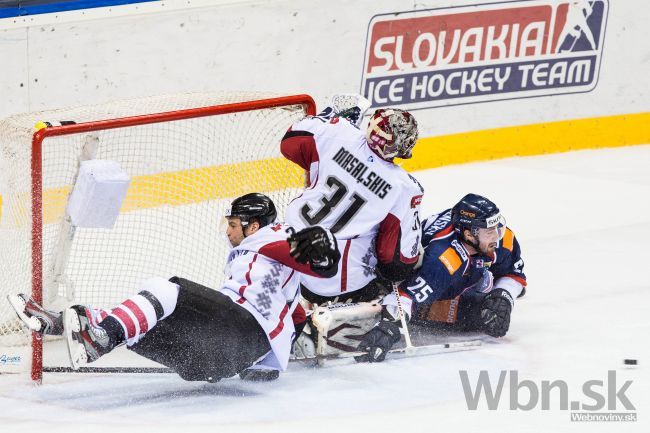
[0,92,316,383]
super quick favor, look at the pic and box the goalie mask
[225,193,277,229]
[366,108,419,161]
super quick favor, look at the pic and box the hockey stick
[43,366,175,374]
[290,339,482,365]
[42,340,483,373]
[391,283,414,350]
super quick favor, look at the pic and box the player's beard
[482,242,497,255]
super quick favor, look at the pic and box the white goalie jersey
[281,114,423,295]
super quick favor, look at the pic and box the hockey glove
[287,226,340,275]
[479,288,514,337]
[355,320,401,363]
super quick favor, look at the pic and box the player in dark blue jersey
[357,193,526,362]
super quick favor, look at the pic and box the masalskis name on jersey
[333,147,392,198]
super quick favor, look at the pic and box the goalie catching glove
[287,226,340,276]
[479,288,514,337]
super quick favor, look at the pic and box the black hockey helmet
[451,193,504,237]
[225,193,277,228]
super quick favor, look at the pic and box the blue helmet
[451,193,503,236]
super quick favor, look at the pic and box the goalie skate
[63,306,115,370]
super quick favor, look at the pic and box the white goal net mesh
[0,91,310,348]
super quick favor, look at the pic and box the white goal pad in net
[0,91,314,382]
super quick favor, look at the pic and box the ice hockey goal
[0,92,315,382]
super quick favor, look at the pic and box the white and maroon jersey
[281,115,423,290]
[217,222,326,371]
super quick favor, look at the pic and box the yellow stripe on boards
[1,113,648,225]
[401,112,650,171]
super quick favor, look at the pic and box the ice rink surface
[1,145,649,433]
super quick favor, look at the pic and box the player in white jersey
[281,99,424,304]
[7,193,339,382]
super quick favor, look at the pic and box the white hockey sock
[104,277,180,346]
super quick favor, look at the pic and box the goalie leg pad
[128,277,270,382]
[311,301,382,356]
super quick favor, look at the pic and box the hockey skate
[6,293,64,336]
[239,367,280,382]
[63,305,116,369]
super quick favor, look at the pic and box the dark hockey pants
[129,277,271,382]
